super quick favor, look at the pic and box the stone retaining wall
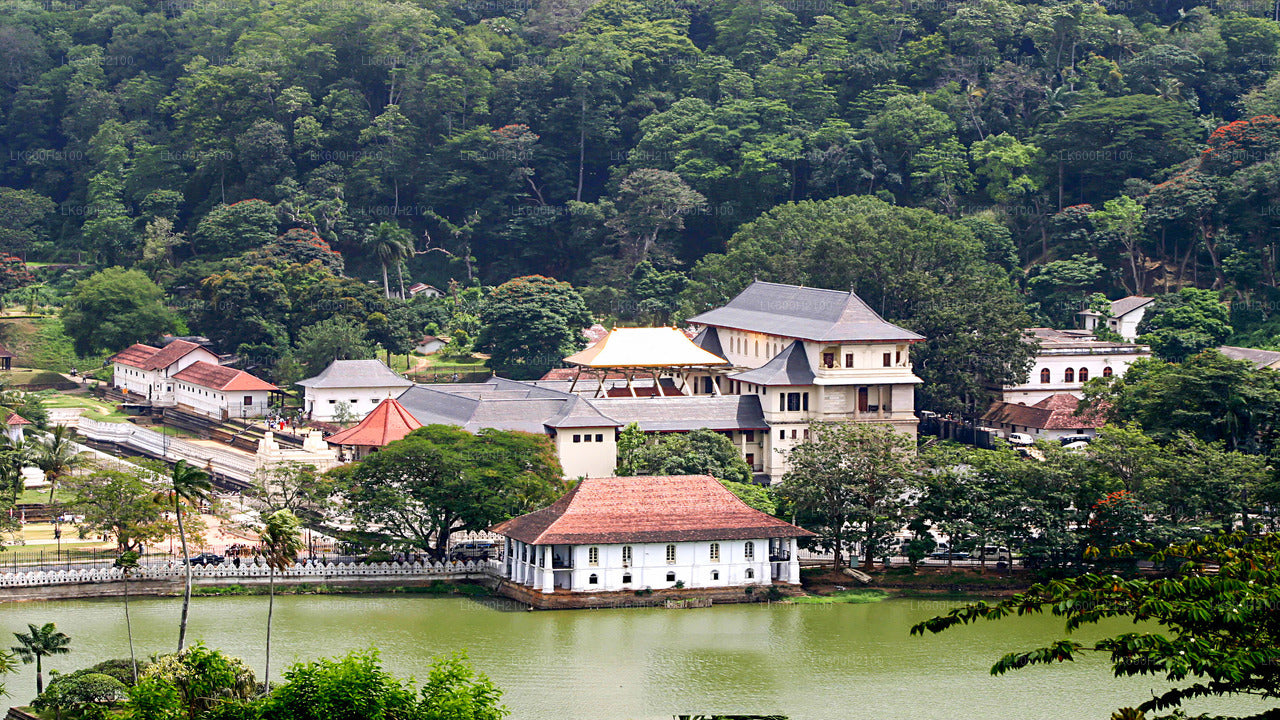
[0,573,497,602]
[495,580,804,610]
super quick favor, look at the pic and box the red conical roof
[324,397,422,447]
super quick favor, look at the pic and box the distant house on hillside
[490,474,812,605]
[999,328,1150,405]
[1077,296,1155,341]
[407,283,442,298]
[414,335,449,355]
[982,393,1106,442]
[297,359,414,422]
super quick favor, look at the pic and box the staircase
[160,406,218,439]
[210,417,305,453]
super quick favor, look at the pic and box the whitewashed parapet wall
[0,559,500,587]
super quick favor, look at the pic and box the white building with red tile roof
[5,412,31,443]
[171,360,278,420]
[491,474,813,594]
[981,393,1107,442]
[110,339,220,404]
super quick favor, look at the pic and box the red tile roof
[491,475,814,545]
[982,393,1107,430]
[172,361,277,392]
[325,398,422,447]
[6,412,31,426]
[112,340,209,371]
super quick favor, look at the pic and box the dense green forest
[4,0,1280,411]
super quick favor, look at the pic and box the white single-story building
[297,359,414,422]
[408,283,443,298]
[491,474,813,596]
[171,361,278,420]
[1077,296,1155,342]
[1000,328,1150,405]
[111,339,221,405]
[414,335,449,355]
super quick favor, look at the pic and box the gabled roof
[491,475,814,545]
[728,340,815,386]
[0,343,14,359]
[544,395,622,429]
[687,281,924,344]
[6,412,31,426]
[587,395,768,432]
[1217,345,1280,370]
[112,340,209,371]
[325,398,423,446]
[172,361,277,392]
[1111,296,1155,318]
[563,327,728,368]
[982,393,1106,431]
[296,359,413,389]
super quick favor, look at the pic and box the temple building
[490,475,813,603]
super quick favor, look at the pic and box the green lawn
[40,391,132,422]
[790,588,889,604]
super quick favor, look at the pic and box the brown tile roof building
[491,474,813,545]
[112,339,207,371]
[982,393,1106,431]
[171,361,277,392]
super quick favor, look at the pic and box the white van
[1007,433,1034,445]
[977,546,1011,563]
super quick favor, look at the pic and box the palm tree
[170,460,212,652]
[114,550,141,684]
[35,424,88,504]
[0,650,19,699]
[260,509,303,690]
[362,222,412,299]
[0,434,32,502]
[11,622,71,695]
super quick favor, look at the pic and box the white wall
[112,346,219,405]
[1110,307,1149,342]
[1004,349,1149,404]
[175,382,271,420]
[305,386,408,421]
[555,427,618,478]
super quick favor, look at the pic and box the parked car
[928,550,971,560]
[1007,432,1034,445]
[186,553,224,566]
[1058,434,1092,445]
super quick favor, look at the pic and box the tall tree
[11,623,71,695]
[780,422,918,569]
[35,424,89,504]
[60,267,180,355]
[477,275,591,380]
[169,460,212,653]
[362,222,413,299]
[260,509,304,690]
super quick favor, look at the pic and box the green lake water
[0,594,1274,720]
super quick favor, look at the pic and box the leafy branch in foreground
[911,532,1280,719]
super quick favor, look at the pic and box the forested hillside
[3,0,1280,410]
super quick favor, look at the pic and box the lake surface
[0,594,1274,719]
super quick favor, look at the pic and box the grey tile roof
[585,395,768,432]
[296,359,413,389]
[691,326,725,357]
[1110,296,1155,317]
[728,340,815,386]
[687,280,924,343]
[396,380,620,434]
[544,395,622,429]
[1218,345,1280,369]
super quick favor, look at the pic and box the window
[1064,368,1075,383]
[786,392,801,411]
[243,395,253,406]
[666,544,676,564]
[744,542,755,560]
[779,430,785,440]
[622,573,632,584]
[896,350,902,364]
[802,392,809,411]
[588,547,599,566]
[666,571,676,582]
[755,341,759,356]
[745,568,754,579]
[709,543,720,562]
[711,570,720,581]
[822,352,835,368]
[1078,368,1089,382]
[573,434,581,443]
[845,353,854,368]
[883,352,892,367]
[595,434,603,442]
[1040,368,1051,383]
[745,430,755,442]
[1103,366,1113,377]
[791,429,797,439]
[803,429,810,440]
[622,546,632,566]
[588,573,598,585]
[328,399,337,404]
[584,434,592,443]
[779,394,786,412]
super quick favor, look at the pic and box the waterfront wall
[496,579,804,610]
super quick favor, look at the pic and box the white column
[540,546,554,593]
[787,537,800,585]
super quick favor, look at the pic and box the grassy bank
[0,317,108,373]
[790,588,888,605]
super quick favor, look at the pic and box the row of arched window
[1039,366,1113,383]
[586,568,754,585]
